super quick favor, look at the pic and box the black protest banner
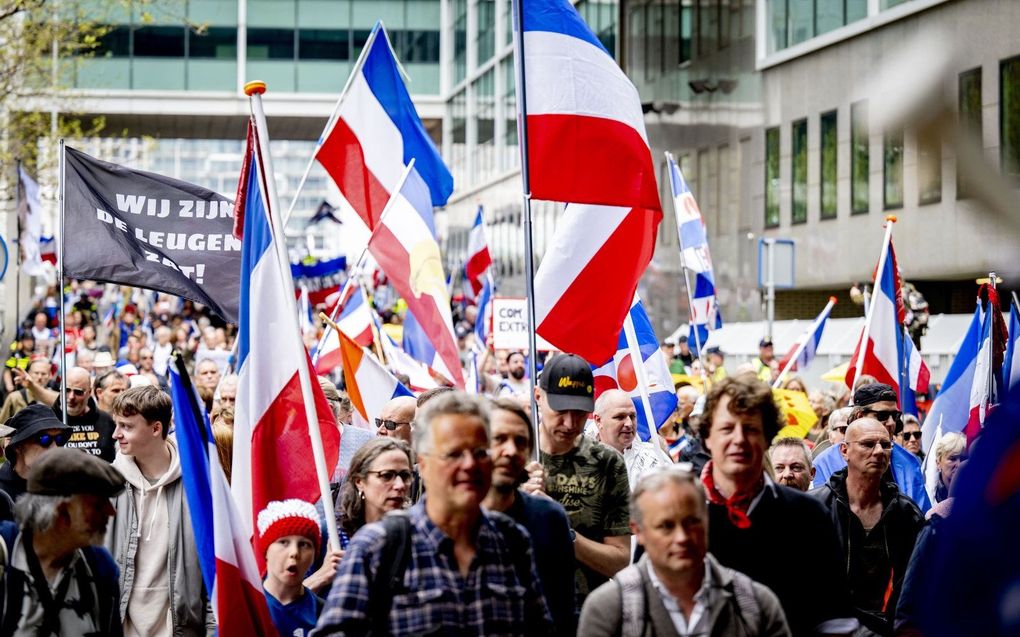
[62,146,240,322]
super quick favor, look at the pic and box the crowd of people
[0,281,976,636]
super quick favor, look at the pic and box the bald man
[810,417,924,634]
[375,395,417,443]
[594,389,670,489]
[52,367,118,462]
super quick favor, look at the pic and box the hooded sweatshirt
[114,437,182,637]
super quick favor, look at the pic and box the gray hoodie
[106,436,211,636]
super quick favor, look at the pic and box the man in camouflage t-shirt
[537,354,630,609]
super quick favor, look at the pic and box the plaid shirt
[312,501,552,636]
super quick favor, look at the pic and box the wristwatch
[569,528,577,543]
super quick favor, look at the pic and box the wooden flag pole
[246,81,341,552]
[511,0,541,460]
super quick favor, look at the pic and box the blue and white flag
[1004,300,1020,390]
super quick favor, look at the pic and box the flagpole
[310,161,415,367]
[985,272,997,425]
[511,0,541,460]
[283,23,383,228]
[850,215,897,395]
[312,251,368,366]
[773,296,837,389]
[245,81,341,552]
[622,314,672,464]
[665,152,709,388]
[14,161,22,340]
[57,140,68,423]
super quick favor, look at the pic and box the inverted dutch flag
[338,327,414,429]
[519,0,659,211]
[232,120,340,560]
[592,296,678,442]
[534,202,660,364]
[170,359,276,637]
[667,154,721,355]
[464,206,492,300]
[964,284,1008,441]
[922,304,982,454]
[372,310,438,392]
[315,22,452,231]
[1004,300,1020,391]
[846,238,930,414]
[312,282,373,374]
[474,273,494,344]
[368,165,464,386]
[779,298,836,374]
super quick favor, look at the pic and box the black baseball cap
[759,338,773,348]
[538,354,594,412]
[854,383,898,407]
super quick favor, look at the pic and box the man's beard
[509,367,525,380]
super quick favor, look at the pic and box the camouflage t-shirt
[541,436,630,605]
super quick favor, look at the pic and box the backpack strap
[616,565,647,637]
[79,546,120,637]
[367,512,412,637]
[728,569,763,633]
[0,523,24,636]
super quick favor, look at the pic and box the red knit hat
[256,499,321,557]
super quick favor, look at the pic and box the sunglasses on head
[374,418,412,431]
[35,432,70,448]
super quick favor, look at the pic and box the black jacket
[810,468,925,635]
[0,462,26,504]
[708,478,853,637]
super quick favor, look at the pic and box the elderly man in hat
[0,447,125,635]
[0,404,72,504]
[811,383,931,513]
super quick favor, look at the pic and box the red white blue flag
[779,297,836,373]
[368,166,464,386]
[519,0,659,211]
[170,359,276,637]
[315,22,452,231]
[592,296,678,441]
[847,238,930,414]
[232,120,340,560]
[464,206,492,300]
[1005,300,1020,391]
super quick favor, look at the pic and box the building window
[679,0,693,64]
[398,31,440,64]
[791,118,808,224]
[247,28,295,60]
[884,128,904,209]
[476,0,495,65]
[298,29,348,61]
[851,100,869,214]
[765,126,780,227]
[767,0,868,53]
[918,124,942,205]
[788,0,813,46]
[94,25,131,57]
[1001,55,1020,177]
[134,26,185,57]
[820,110,837,219]
[189,27,237,59]
[452,0,467,84]
[958,67,981,198]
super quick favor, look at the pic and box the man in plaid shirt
[312,392,553,636]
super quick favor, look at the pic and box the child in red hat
[259,499,325,636]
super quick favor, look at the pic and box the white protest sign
[492,297,556,352]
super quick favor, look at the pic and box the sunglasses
[68,388,88,397]
[862,409,903,423]
[902,431,922,441]
[850,439,893,451]
[375,418,413,431]
[366,470,413,483]
[36,432,70,448]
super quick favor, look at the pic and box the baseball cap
[854,383,898,407]
[759,338,773,348]
[538,354,594,412]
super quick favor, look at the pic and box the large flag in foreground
[534,203,659,364]
[62,146,240,321]
[232,121,340,555]
[368,166,464,386]
[464,206,492,299]
[314,23,452,231]
[592,296,677,441]
[518,0,659,211]
[170,359,275,637]
[846,238,930,413]
[666,155,721,354]
[338,328,414,428]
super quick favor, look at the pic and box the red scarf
[700,462,761,530]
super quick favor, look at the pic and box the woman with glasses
[336,438,414,545]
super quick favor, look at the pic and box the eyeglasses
[902,431,922,441]
[68,388,88,397]
[366,470,413,483]
[849,439,893,451]
[833,425,848,435]
[862,409,902,423]
[428,447,492,465]
[375,418,413,431]
[35,432,70,448]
